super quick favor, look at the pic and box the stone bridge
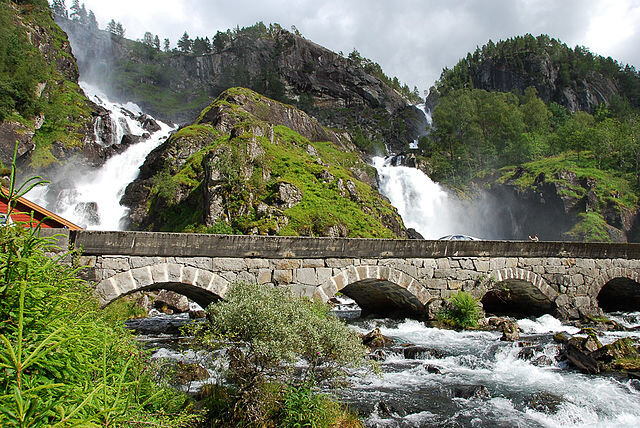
[52,230,640,319]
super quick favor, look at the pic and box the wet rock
[376,400,404,417]
[140,114,161,132]
[361,328,394,349]
[425,364,442,374]
[488,317,521,341]
[525,392,563,414]
[369,349,386,361]
[173,362,209,384]
[517,345,545,361]
[453,385,491,400]
[591,338,640,371]
[532,355,554,367]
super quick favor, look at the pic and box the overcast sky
[78,0,640,96]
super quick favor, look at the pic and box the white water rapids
[30,82,174,230]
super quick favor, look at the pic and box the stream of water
[30,82,174,230]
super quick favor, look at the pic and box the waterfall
[30,82,175,230]
[373,156,462,239]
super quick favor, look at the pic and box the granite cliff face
[485,166,640,243]
[426,35,628,114]
[56,19,427,154]
[122,88,408,237]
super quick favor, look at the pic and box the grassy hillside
[0,0,94,169]
[130,88,406,238]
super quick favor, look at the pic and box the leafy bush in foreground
[0,157,199,426]
[195,281,369,427]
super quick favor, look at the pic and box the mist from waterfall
[30,82,174,230]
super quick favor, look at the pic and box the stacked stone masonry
[78,252,640,320]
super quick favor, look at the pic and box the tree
[177,31,191,53]
[114,21,125,38]
[163,38,170,52]
[194,281,369,426]
[106,19,117,34]
[191,36,210,55]
[142,31,154,47]
[50,0,66,17]
[213,30,229,52]
[87,10,98,30]
[69,0,80,21]
[153,35,160,50]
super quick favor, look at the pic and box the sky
[77,0,640,96]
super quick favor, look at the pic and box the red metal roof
[0,188,82,230]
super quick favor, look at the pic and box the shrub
[0,148,200,426]
[438,291,483,329]
[194,281,369,426]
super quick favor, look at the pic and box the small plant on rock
[438,291,483,329]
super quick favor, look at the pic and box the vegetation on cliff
[56,15,426,154]
[420,73,640,241]
[0,0,95,169]
[432,33,640,111]
[124,87,407,237]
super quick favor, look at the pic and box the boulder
[361,328,394,349]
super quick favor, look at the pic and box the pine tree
[51,0,67,17]
[69,0,80,21]
[142,31,154,46]
[87,10,98,29]
[153,35,160,50]
[163,38,170,52]
[177,31,192,53]
[115,22,125,38]
[106,19,117,34]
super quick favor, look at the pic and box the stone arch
[312,265,432,318]
[591,268,640,312]
[481,267,558,316]
[94,263,229,309]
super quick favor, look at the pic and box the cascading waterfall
[373,156,459,239]
[30,82,174,230]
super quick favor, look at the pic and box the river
[129,309,640,428]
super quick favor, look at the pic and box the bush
[194,281,369,426]
[438,291,483,329]
[0,151,200,426]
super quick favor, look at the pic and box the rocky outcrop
[56,18,427,154]
[555,332,640,374]
[484,167,639,242]
[0,3,143,177]
[122,88,408,237]
[427,46,621,114]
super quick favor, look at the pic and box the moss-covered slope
[122,88,407,238]
[0,0,96,171]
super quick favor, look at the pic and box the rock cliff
[0,2,141,177]
[56,19,427,154]
[122,88,408,237]
[426,34,633,114]
[485,164,640,242]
